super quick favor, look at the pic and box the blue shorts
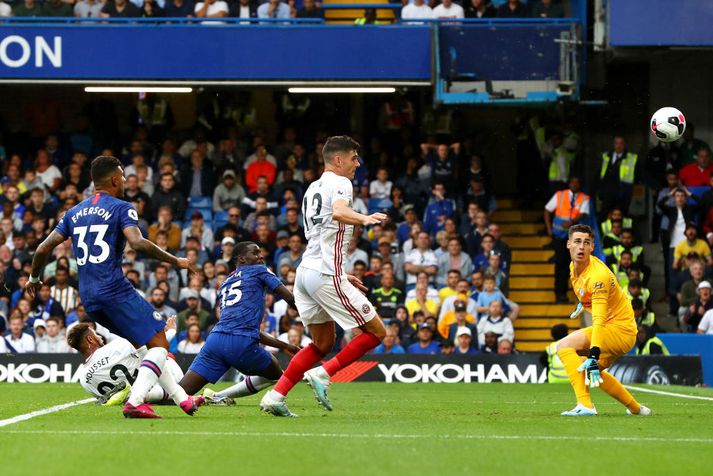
[188,332,273,383]
[87,291,166,346]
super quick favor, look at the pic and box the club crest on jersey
[579,288,584,297]
[362,304,370,314]
[153,311,163,321]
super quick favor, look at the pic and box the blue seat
[213,210,229,231]
[368,197,393,215]
[188,196,212,210]
[688,185,710,200]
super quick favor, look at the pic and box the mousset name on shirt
[84,356,110,383]
[71,207,112,224]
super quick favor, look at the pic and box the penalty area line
[2,429,713,444]
[0,398,95,429]
[625,385,713,402]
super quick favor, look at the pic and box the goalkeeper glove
[570,302,584,320]
[577,347,603,388]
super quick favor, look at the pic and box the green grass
[0,382,711,476]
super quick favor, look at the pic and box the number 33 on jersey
[54,192,142,311]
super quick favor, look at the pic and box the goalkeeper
[556,224,651,416]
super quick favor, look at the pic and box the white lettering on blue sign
[0,36,62,69]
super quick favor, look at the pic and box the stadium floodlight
[288,87,396,94]
[84,86,193,93]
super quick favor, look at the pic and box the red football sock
[323,331,382,377]
[274,343,325,396]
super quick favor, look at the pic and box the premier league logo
[153,311,163,321]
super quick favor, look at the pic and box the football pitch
[1,383,711,476]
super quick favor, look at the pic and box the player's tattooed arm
[123,226,198,274]
[26,230,67,298]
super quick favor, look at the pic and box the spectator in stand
[181,149,216,198]
[36,317,67,353]
[178,323,206,354]
[194,0,228,18]
[404,231,439,290]
[440,279,477,319]
[435,269,458,303]
[296,0,322,18]
[423,142,459,184]
[101,0,141,17]
[497,339,514,355]
[165,0,196,17]
[465,175,496,214]
[677,260,705,321]
[423,181,456,237]
[13,0,41,16]
[215,207,251,242]
[436,238,475,286]
[497,0,526,17]
[257,0,290,18]
[139,0,164,17]
[454,327,478,354]
[0,1,11,16]
[181,211,214,251]
[484,254,508,294]
[488,223,511,270]
[373,327,405,354]
[35,150,63,194]
[682,279,713,332]
[405,283,438,320]
[50,266,78,314]
[680,124,710,167]
[401,0,433,21]
[476,300,514,348]
[598,135,638,215]
[397,205,420,245]
[177,289,211,331]
[4,313,35,353]
[680,147,713,187]
[150,287,177,320]
[465,0,496,18]
[148,206,182,251]
[41,0,74,16]
[432,0,464,19]
[277,234,303,280]
[531,0,563,17]
[438,295,476,339]
[370,272,404,319]
[369,167,392,199]
[673,224,712,273]
[246,158,277,196]
[480,331,498,353]
[407,323,441,354]
[151,172,186,220]
[213,169,246,212]
[475,275,507,317]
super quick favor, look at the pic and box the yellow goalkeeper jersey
[570,255,636,348]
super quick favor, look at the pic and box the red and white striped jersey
[299,171,354,276]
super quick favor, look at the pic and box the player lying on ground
[27,155,201,419]
[556,224,651,416]
[261,136,388,417]
[177,241,302,401]
[67,317,216,406]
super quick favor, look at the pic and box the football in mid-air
[650,107,686,143]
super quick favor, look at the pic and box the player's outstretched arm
[26,230,66,298]
[259,331,301,356]
[123,226,198,274]
[333,199,387,226]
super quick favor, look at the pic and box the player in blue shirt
[26,155,200,419]
[178,241,301,402]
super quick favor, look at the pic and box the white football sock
[158,358,189,405]
[128,347,168,406]
[215,376,274,399]
[145,385,169,403]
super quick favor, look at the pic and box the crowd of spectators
[0,0,567,21]
[0,90,526,356]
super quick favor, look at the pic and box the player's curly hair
[66,322,94,352]
[90,155,122,184]
[322,136,360,163]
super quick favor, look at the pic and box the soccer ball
[650,107,686,143]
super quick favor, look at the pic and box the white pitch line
[625,385,713,402]
[2,429,713,444]
[0,398,94,429]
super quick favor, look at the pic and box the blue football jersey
[213,264,283,339]
[54,192,139,311]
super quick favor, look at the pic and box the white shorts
[294,267,376,330]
